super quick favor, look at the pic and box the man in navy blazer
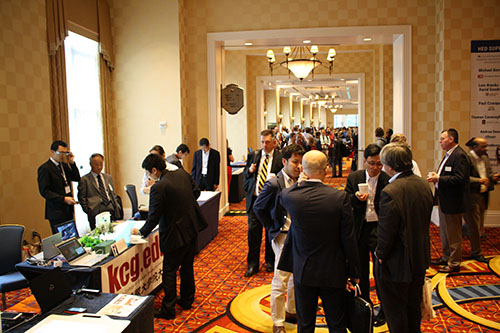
[428,128,471,273]
[191,138,220,191]
[278,151,360,332]
[37,140,81,233]
[254,144,305,332]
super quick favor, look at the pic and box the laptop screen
[57,238,86,262]
[55,220,79,240]
[42,232,62,260]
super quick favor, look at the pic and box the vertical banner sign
[470,40,500,173]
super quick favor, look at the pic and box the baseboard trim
[219,203,229,219]
[485,210,500,227]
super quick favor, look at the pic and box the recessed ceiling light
[363,37,372,42]
[244,42,253,46]
[303,40,311,44]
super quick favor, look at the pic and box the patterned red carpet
[5,159,500,332]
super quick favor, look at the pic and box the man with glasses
[38,140,81,233]
[345,143,390,327]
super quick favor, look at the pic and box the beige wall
[0,0,53,237]
[109,0,182,206]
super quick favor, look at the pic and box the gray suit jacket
[78,172,120,222]
[467,151,494,206]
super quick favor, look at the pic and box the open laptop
[56,237,109,267]
[42,232,62,261]
[29,267,72,313]
[55,219,79,241]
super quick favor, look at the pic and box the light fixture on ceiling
[303,40,311,44]
[244,42,253,46]
[266,46,336,81]
[309,87,334,108]
[363,37,372,42]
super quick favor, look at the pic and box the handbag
[346,284,373,333]
[421,277,436,320]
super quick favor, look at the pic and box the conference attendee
[191,138,221,191]
[375,143,433,333]
[227,140,235,189]
[390,133,422,176]
[319,128,330,155]
[384,128,393,144]
[253,144,305,332]
[344,143,390,326]
[351,127,359,171]
[243,129,283,277]
[427,128,471,273]
[141,145,178,195]
[78,154,122,230]
[277,151,360,332]
[331,133,343,177]
[375,127,387,148]
[463,137,494,261]
[37,140,80,233]
[131,154,207,320]
[166,144,190,169]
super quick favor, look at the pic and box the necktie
[97,174,110,205]
[258,154,270,193]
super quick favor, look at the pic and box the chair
[0,224,29,310]
[124,184,139,216]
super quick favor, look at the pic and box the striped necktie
[97,174,110,205]
[258,154,270,193]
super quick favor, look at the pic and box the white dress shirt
[202,149,210,175]
[365,170,380,222]
[470,150,487,193]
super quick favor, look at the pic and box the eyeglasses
[55,151,71,156]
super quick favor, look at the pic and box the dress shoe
[265,263,274,272]
[373,312,386,327]
[431,258,448,266]
[285,311,297,324]
[176,296,192,310]
[244,266,259,277]
[154,308,175,320]
[438,265,460,273]
[273,325,286,333]
[472,255,489,263]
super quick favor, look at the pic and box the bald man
[278,151,360,332]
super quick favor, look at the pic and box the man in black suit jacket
[254,144,305,331]
[191,138,220,191]
[37,140,80,233]
[243,129,283,277]
[132,154,207,320]
[345,143,390,324]
[428,128,471,273]
[278,151,360,332]
[375,143,433,332]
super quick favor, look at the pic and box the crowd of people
[37,125,499,330]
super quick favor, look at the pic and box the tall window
[65,31,104,232]
[334,114,358,128]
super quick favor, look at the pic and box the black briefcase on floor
[346,284,373,333]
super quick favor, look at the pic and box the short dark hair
[364,143,381,159]
[199,138,209,146]
[142,153,166,172]
[446,128,459,144]
[176,144,190,154]
[50,140,67,151]
[90,153,104,161]
[149,145,165,155]
[282,144,305,160]
[380,143,413,172]
[375,127,385,137]
[260,129,274,138]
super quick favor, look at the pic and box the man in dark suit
[37,140,81,233]
[78,154,122,230]
[345,143,390,326]
[243,129,283,277]
[331,133,343,177]
[427,128,471,273]
[191,138,220,191]
[375,143,433,332]
[132,154,207,320]
[278,151,360,332]
[254,144,305,332]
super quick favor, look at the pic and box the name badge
[445,166,452,172]
[65,185,71,194]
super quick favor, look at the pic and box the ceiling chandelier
[266,45,336,81]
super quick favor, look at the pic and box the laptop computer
[29,267,72,313]
[56,237,109,267]
[55,219,79,241]
[42,232,62,261]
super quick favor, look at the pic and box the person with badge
[38,140,81,233]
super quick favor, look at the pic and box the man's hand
[480,177,490,187]
[249,163,257,173]
[214,184,219,190]
[64,197,77,205]
[131,228,139,235]
[355,191,369,201]
[427,172,439,183]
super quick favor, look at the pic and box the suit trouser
[358,222,380,305]
[199,175,214,191]
[332,155,342,177]
[161,237,196,313]
[247,206,274,268]
[375,267,425,333]
[464,193,487,257]
[48,210,74,234]
[271,233,295,326]
[438,203,463,268]
[294,282,347,333]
